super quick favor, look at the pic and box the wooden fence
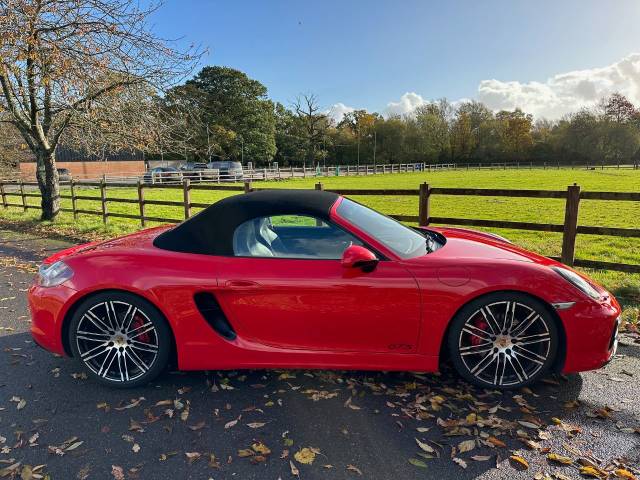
[0,179,639,274]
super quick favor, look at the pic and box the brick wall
[19,160,146,180]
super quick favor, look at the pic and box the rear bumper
[28,283,77,356]
[561,295,621,373]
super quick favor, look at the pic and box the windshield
[336,198,433,258]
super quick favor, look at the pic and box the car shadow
[0,331,608,480]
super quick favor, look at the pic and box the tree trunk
[35,149,60,220]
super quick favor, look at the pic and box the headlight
[37,261,74,287]
[551,266,600,300]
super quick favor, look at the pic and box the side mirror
[341,245,378,272]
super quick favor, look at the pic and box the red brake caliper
[131,315,150,343]
[471,320,489,346]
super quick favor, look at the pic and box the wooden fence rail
[0,179,639,274]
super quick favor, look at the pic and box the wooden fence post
[70,178,78,220]
[100,178,108,225]
[183,178,191,219]
[244,180,252,193]
[137,179,146,227]
[0,182,6,209]
[19,180,27,211]
[561,183,581,266]
[418,182,431,226]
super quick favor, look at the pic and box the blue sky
[151,0,640,119]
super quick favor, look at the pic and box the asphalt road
[0,227,639,480]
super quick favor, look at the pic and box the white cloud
[477,53,640,118]
[326,102,354,123]
[330,53,640,121]
[384,92,427,117]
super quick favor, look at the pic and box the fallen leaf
[294,447,317,465]
[289,460,299,476]
[452,458,467,469]
[518,421,540,429]
[252,442,271,455]
[409,458,428,468]
[471,455,491,461]
[347,464,363,475]
[415,438,435,453]
[224,416,240,429]
[458,439,475,453]
[66,441,83,451]
[579,466,607,478]
[547,453,573,465]
[185,452,201,464]
[114,397,144,411]
[111,465,125,480]
[510,455,529,470]
[615,469,637,480]
[487,436,506,448]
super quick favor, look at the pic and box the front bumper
[28,283,77,356]
[560,294,621,373]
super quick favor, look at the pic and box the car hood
[410,226,559,267]
[42,226,172,264]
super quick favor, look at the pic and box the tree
[338,109,378,166]
[450,111,475,160]
[184,66,276,164]
[0,0,199,219]
[293,94,330,166]
[496,109,534,157]
[603,93,637,123]
[273,102,304,166]
[413,104,450,162]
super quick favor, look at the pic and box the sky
[151,0,640,120]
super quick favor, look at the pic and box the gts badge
[388,343,412,350]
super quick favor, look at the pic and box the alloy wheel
[75,301,159,383]
[457,300,552,387]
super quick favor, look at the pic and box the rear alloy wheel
[448,292,558,389]
[69,292,171,388]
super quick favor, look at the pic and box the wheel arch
[60,288,178,367]
[437,289,567,373]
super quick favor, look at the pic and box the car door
[213,214,421,353]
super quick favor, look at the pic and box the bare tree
[292,93,329,166]
[0,0,201,219]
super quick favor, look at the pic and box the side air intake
[193,292,237,340]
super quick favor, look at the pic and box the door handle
[224,280,261,289]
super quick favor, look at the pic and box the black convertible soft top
[153,189,340,256]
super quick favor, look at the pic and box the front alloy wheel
[448,292,558,389]
[69,292,171,388]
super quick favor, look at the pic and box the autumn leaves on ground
[0,230,639,479]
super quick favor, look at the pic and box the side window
[232,214,363,259]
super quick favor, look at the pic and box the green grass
[1,168,639,322]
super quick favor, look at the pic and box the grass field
[1,168,639,321]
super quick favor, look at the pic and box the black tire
[447,292,558,390]
[68,291,171,388]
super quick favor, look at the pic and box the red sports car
[28,190,621,389]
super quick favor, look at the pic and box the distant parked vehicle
[179,162,208,172]
[143,167,182,184]
[179,162,213,181]
[206,161,243,181]
[56,168,71,182]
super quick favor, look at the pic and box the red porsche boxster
[28,190,621,389]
